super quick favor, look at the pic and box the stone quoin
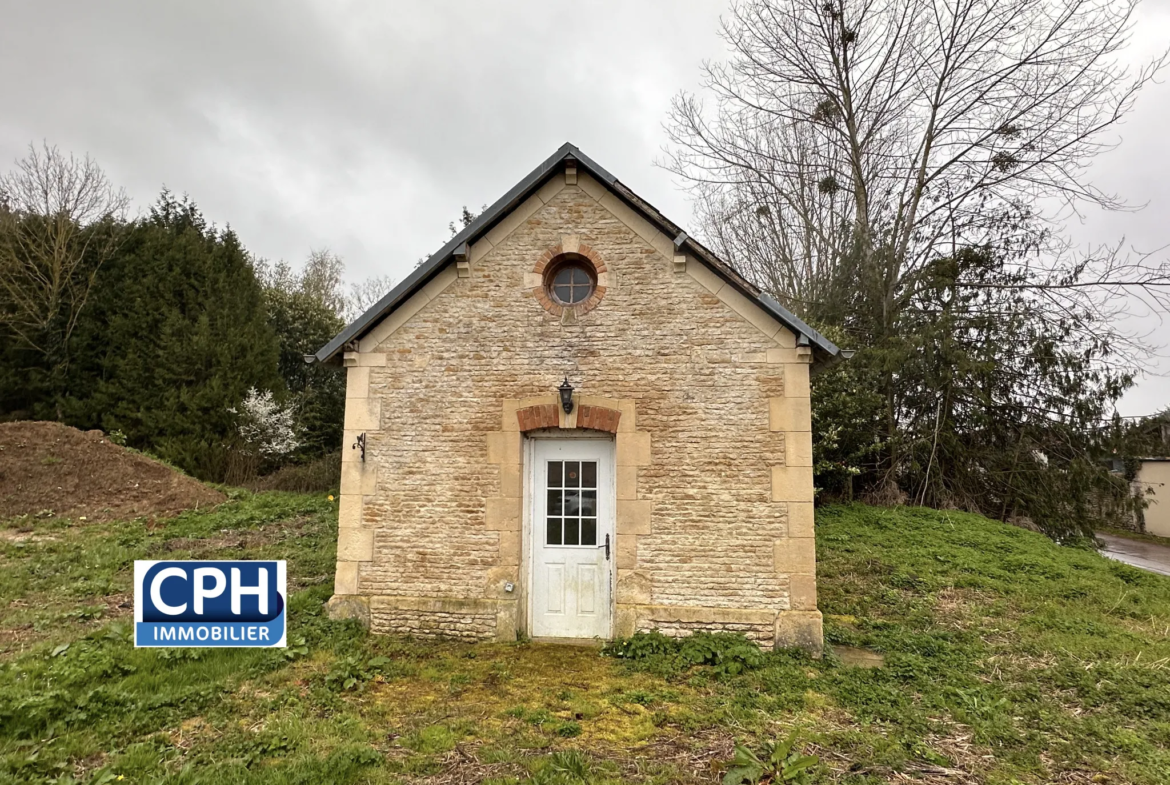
[313,143,841,654]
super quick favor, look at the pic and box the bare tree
[666,1,1170,504]
[346,274,395,321]
[664,0,1170,320]
[0,142,129,417]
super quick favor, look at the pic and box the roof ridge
[313,144,839,365]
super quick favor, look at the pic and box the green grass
[1,499,1168,783]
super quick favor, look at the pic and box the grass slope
[1,497,1168,784]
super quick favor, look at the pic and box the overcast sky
[1,1,1167,416]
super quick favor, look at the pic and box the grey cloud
[1,0,1166,414]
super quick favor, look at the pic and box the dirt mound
[0,421,225,521]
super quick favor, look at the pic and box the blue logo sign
[134,561,287,647]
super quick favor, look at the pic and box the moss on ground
[1,497,1168,783]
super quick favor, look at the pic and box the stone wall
[329,168,822,653]
[370,607,498,641]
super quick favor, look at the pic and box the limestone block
[616,534,638,569]
[337,528,374,562]
[767,347,802,364]
[617,465,638,500]
[641,605,776,627]
[785,431,814,467]
[576,171,607,202]
[535,176,566,205]
[338,495,362,528]
[617,399,636,432]
[495,600,519,641]
[500,461,522,499]
[325,594,370,625]
[613,606,638,638]
[486,432,521,465]
[344,397,381,431]
[341,462,377,496]
[469,237,494,265]
[421,265,458,301]
[785,363,811,397]
[501,399,521,432]
[774,537,817,575]
[616,570,652,605]
[617,499,652,535]
[775,610,824,657]
[485,566,520,598]
[789,574,818,611]
[341,430,365,463]
[346,366,371,398]
[616,432,651,466]
[356,352,387,367]
[788,502,815,538]
[769,397,812,433]
[333,561,360,595]
[485,496,521,531]
[498,530,521,566]
[685,261,724,295]
[772,466,814,503]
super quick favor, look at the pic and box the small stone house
[313,144,841,653]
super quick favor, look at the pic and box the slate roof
[314,142,840,367]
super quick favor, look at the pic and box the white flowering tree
[231,388,300,459]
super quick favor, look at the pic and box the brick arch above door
[516,402,622,433]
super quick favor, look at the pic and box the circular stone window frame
[533,240,608,317]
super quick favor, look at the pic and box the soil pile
[0,421,225,521]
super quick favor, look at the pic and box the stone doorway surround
[485,393,644,639]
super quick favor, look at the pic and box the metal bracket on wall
[352,432,366,462]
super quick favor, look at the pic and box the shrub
[247,450,341,493]
[603,631,765,676]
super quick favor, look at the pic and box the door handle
[599,533,610,561]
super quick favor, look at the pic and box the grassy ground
[2,495,1169,784]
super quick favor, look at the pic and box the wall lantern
[558,377,575,414]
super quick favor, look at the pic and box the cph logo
[134,561,287,648]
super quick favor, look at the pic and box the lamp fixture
[558,376,575,414]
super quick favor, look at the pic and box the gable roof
[313,143,840,368]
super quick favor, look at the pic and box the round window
[546,260,596,306]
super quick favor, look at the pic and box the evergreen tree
[67,192,283,480]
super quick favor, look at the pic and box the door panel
[530,438,614,639]
[577,565,597,614]
[545,564,565,614]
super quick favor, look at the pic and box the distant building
[1134,459,1170,537]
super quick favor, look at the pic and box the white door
[529,438,614,639]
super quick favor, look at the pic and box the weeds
[722,732,819,784]
[603,630,766,676]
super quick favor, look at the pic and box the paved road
[1097,533,1170,577]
